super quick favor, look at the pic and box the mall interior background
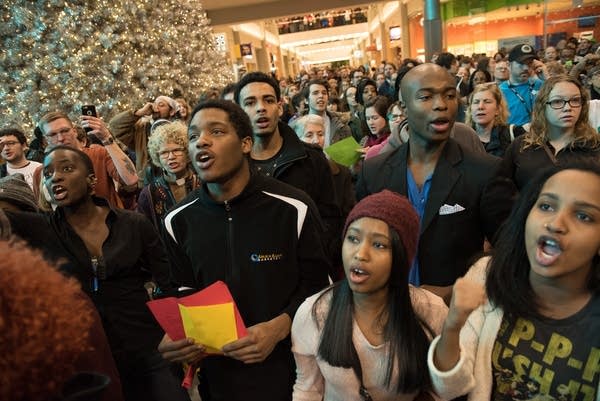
[205,0,600,79]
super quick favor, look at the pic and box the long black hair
[312,228,433,394]
[487,161,600,320]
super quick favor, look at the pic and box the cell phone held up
[81,105,97,133]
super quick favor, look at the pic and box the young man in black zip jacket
[234,72,343,275]
[158,99,330,401]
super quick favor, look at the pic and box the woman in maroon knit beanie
[292,190,448,400]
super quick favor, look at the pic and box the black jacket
[266,123,343,269]
[483,124,526,158]
[4,198,173,373]
[271,123,341,224]
[164,173,330,401]
[497,134,600,191]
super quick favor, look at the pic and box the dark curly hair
[355,78,378,106]
[234,71,281,104]
[0,127,27,145]
[0,240,94,401]
[189,99,254,140]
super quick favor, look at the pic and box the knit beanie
[154,96,180,114]
[344,190,419,265]
[0,174,38,212]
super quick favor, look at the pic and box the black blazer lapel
[367,144,410,196]
[421,140,463,233]
[385,143,409,195]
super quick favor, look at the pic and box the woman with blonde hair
[137,120,200,229]
[496,74,600,191]
[466,82,525,157]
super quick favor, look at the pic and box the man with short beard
[499,44,543,127]
[350,68,364,86]
[39,111,138,209]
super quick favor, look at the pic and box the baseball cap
[509,44,538,64]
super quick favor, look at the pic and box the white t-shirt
[588,99,600,133]
[7,161,42,190]
[323,113,332,147]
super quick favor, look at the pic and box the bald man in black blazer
[356,63,514,303]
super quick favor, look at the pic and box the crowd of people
[1,34,600,401]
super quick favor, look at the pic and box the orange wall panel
[408,5,600,58]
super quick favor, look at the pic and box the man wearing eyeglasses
[499,44,544,129]
[38,111,138,208]
[0,127,42,191]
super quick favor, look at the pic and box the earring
[88,176,97,195]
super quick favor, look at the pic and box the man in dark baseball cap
[500,43,543,127]
[508,43,538,64]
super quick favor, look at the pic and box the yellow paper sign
[179,302,238,353]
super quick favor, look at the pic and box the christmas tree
[0,0,233,132]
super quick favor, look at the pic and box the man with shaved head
[356,63,510,303]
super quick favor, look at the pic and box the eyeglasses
[44,127,74,139]
[0,141,20,148]
[158,148,186,158]
[387,113,404,121]
[477,82,498,89]
[546,97,583,109]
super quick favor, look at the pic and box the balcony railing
[277,8,368,35]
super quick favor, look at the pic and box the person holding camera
[37,111,138,209]
[109,95,181,186]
